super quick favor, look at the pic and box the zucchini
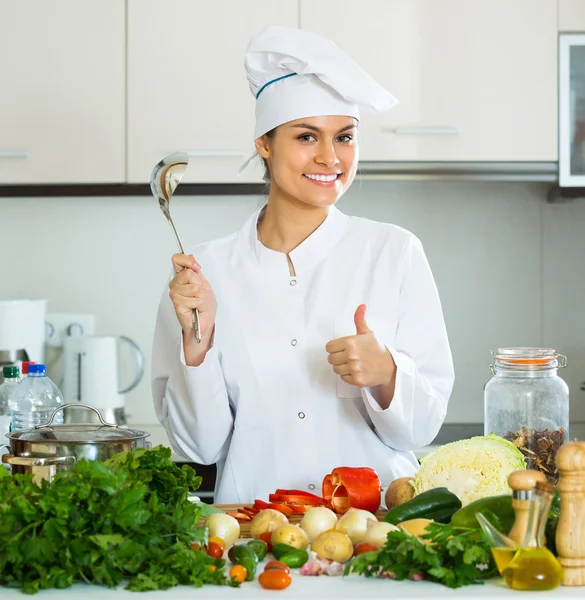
[450,494,514,532]
[383,487,461,525]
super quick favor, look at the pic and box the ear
[254,134,271,159]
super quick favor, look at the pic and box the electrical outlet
[46,313,96,348]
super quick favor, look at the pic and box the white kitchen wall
[1,180,584,427]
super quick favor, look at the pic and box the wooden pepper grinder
[556,441,585,586]
[507,469,548,547]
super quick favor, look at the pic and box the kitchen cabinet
[559,0,585,31]
[127,0,298,184]
[301,0,558,162]
[0,0,125,184]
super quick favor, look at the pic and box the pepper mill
[507,469,548,547]
[556,441,585,586]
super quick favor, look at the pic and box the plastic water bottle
[0,365,20,438]
[8,364,64,430]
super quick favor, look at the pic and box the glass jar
[484,347,569,484]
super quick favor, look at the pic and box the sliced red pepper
[288,504,309,514]
[254,499,271,510]
[268,494,326,506]
[267,503,295,517]
[322,466,381,514]
[274,489,323,498]
[239,507,259,518]
[226,511,252,521]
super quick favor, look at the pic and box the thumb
[354,304,372,335]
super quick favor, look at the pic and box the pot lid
[7,423,150,443]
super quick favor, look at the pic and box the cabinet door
[559,0,585,32]
[0,0,125,183]
[127,0,298,184]
[301,0,557,162]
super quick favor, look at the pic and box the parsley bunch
[0,446,235,594]
[346,522,498,588]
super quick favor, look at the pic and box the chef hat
[239,26,398,172]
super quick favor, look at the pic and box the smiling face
[255,115,359,209]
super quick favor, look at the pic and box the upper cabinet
[301,0,558,162]
[127,0,298,184]
[0,0,125,184]
[559,0,585,31]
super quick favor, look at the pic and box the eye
[297,133,316,142]
[337,135,353,143]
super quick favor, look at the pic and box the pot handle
[2,454,76,467]
[35,403,118,429]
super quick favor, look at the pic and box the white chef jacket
[152,206,454,504]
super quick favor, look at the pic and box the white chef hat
[239,26,399,172]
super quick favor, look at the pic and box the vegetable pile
[0,446,235,594]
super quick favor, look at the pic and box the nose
[315,141,339,168]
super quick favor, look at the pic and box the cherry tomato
[259,569,292,590]
[208,536,226,550]
[264,560,291,574]
[207,565,217,572]
[353,542,380,556]
[259,531,273,553]
[206,541,224,559]
[229,565,247,583]
[189,542,202,551]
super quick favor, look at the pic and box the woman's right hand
[169,254,217,350]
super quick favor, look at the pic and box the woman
[152,26,454,504]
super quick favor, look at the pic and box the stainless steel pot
[2,403,151,483]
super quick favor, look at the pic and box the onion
[299,507,338,542]
[362,520,398,548]
[206,513,240,547]
[334,507,377,545]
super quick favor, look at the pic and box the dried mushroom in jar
[503,427,566,484]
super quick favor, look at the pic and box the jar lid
[493,347,567,369]
[7,423,149,443]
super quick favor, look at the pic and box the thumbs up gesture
[326,304,396,389]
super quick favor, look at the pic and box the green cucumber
[384,487,462,525]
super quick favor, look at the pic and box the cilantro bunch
[346,522,498,588]
[0,446,234,594]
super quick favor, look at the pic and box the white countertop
[0,574,581,599]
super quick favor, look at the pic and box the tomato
[207,565,217,572]
[229,565,247,583]
[206,541,224,559]
[353,542,380,556]
[264,561,291,574]
[208,536,226,550]
[259,569,292,590]
[189,542,202,551]
[259,531,273,553]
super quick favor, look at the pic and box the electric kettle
[62,335,144,425]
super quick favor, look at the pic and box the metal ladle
[150,152,201,343]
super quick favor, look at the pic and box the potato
[385,477,415,510]
[271,524,309,549]
[249,509,288,539]
[399,518,435,544]
[310,531,354,563]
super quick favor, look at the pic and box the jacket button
[291,339,298,346]
[298,412,305,419]
[308,484,315,490]
[290,279,297,286]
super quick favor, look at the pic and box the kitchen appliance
[559,33,585,187]
[1,404,150,484]
[151,152,201,343]
[62,335,144,425]
[0,299,46,382]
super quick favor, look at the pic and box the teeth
[305,174,338,182]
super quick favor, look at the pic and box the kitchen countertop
[0,575,582,599]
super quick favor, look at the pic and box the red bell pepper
[274,489,322,498]
[267,503,295,517]
[322,467,381,514]
[268,494,326,506]
[254,499,271,510]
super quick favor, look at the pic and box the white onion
[334,508,378,545]
[299,507,338,542]
[362,520,398,548]
[206,513,240,547]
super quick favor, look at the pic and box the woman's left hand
[326,304,396,388]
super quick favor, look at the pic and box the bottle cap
[2,365,19,379]
[28,364,46,375]
[21,361,37,375]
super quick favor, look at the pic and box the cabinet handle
[388,127,459,136]
[169,150,246,158]
[0,151,28,158]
